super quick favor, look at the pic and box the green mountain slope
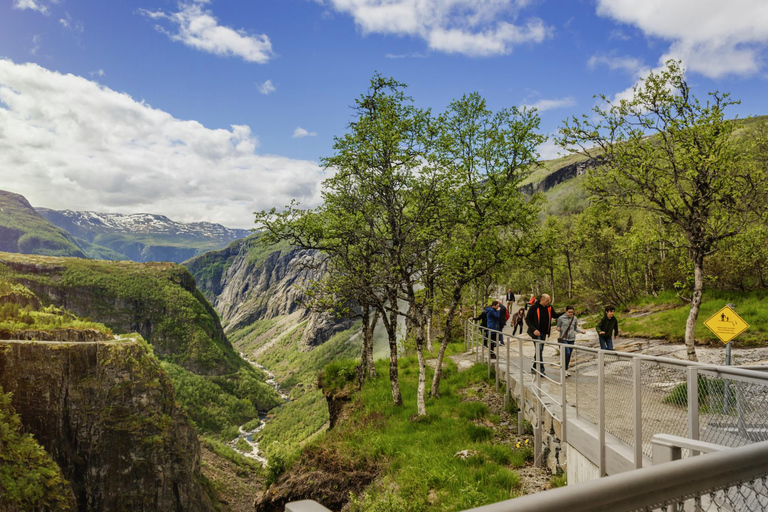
[0,252,282,440]
[0,191,86,258]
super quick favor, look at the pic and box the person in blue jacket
[485,300,503,359]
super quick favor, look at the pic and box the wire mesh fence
[698,371,768,448]
[639,360,689,458]
[634,475,768,512]
[571,347,598,426]
[603,354,635,450]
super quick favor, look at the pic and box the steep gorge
[0,337,212,511]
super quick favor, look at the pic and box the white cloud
[90,69,105,77]
[59,13,84,34]
[139,1,274,63]
[13,0,50,15]
[30,35,42,56]
[596,0,768,78]
[321,0,551,57]
[536,138,565,161]
[0,60,325,228]
[522,97,576,112]
[293,127,317,138]
[588,54,645,75]
[257,79,276,95]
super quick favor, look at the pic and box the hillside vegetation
[0,252,282,441]
[0,191,86,258]
[256,354,537,512]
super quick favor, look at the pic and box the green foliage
[162,362,282,441]
[322,359,359,392]
[200,436,261,474]
[0,190,85,258]
[0,252,243,374]
[294,357,531,511]
[0,387,75,511]
[550,472,567,488]
[663,377,735,411]
[259,390,329,462]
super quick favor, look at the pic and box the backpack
[505,308,510,321]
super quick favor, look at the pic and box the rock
[454,449,478,459]
[0,338,213,512]
[186,239,353,346]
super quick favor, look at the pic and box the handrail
[462,439,768,512]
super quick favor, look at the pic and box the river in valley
[229,353,290,464]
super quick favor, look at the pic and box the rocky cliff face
[186,237,353,347]
[521,157,599,195]
[0,252,238,376]
[0,338,213,512]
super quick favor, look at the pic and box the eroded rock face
[0,339,213,512]
[520,158,599,195]
[187,240,352,347]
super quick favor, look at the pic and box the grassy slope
[619,290,768,346]
[231,317,363,459]
[0,191,86,258]
[0,252,282,440]
[273,354,535,511]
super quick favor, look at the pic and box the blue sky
[2,0,768,228]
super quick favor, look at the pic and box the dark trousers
[512,322,523,336]
[599,335,613,351]
[484,331,497,356]
[531,333,546,374]
[561,339,575,370]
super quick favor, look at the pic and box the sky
[1,0,768,228]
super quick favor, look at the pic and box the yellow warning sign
[704,306,750,344]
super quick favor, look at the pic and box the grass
[291,351,535,511]
[620,290,768,345]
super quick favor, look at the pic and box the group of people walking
[474,289,620,377]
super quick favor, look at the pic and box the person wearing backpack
[497,302,510,346]
[525,294,564,376]
[556,305,586,376]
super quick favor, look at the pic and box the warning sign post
[703,305,750,344]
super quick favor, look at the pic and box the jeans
[531,333,546,375]
[561,339,575,370]
[599,335,613,351]
[512,322,522,336]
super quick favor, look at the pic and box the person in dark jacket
[511,308,525,336]
[596,306,619,350]
[525,294,564,376]
[498,302,509,346]
[485,300,503,359]
[505,289,515,312]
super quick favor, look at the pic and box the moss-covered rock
[0,337,213,511]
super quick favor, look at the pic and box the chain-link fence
[637,476,768,512]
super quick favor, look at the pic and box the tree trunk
[426,316,433,353]
[358,307,372,388]
[388,323,403,405]
[416,313,427,417]
[566,252,573,299]
[684,252,704,362]
[366,309,380,378]
[430,288,462,397]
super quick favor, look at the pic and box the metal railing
[465,319,768,471]
[285,320,768,512]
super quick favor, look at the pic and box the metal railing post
[487,329,491,380]
[633,357,643,469]
[535,344,542,467]
[688,367,700,457]
[474,324,479,363]
[518,337,524,435]
[495,330,500,392]
[598,350,605,476]
[505,334,510,406]
[560,347,567,443]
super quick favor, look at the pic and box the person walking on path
[498,302,509,346]
[473,303,489,354]
[556,305,586,376]
[511,308,525,336]
[505,288,515,311]
[485,300,503,359]
[525,294,536,312]
[525,294,564,376]
[596,306,619,350]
